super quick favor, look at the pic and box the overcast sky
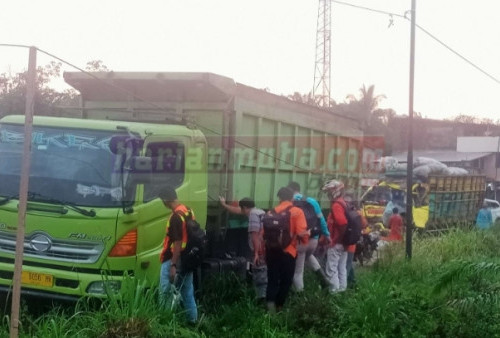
[1,0,499,121]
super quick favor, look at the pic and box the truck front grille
[0,231,104,264]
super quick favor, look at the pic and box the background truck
[0,72,362,300]
[361,174,486,230]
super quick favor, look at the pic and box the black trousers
[266,248,296,307]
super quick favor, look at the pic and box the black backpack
[336,201,362,246]
[178,209,206,273]
[262,206,293,250]
[293,196,321,237]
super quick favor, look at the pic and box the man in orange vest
[158,186,197,324]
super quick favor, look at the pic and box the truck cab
[0,115,207,300]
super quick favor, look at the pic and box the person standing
[286,181,331,291]
[344,200,367,288]
[158,186,197,324]
[345,243,356,288]
[476,201,493,230]
[219,196,267,302]
[264,187,308,312]
[322,180,348,293]
[382,207,404,242]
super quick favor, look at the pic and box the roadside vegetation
[2,225,500,337]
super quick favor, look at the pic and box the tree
[452,114,478,124]
[372,108,397,125]
[287,91,310,104]
[286,91,337,108]
[0,61,80,117]
[479,118,494,125]
[0,60,110,117]
[448,114,500,126]
[345,84,386,130]
[348,84,386,114]
[85,60,109,72]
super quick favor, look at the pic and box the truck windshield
[0,124,132,208]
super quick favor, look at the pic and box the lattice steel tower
[313,0,332,107]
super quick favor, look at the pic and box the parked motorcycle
[354,229,381,266]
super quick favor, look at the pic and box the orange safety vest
[160,204,193,262]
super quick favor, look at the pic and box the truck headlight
[86,280,121,295]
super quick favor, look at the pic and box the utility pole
[10,46,36,338]
[313,0,332,107]
[406,0,416,259]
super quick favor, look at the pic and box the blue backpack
[293,196,321,237]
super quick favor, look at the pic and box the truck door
[112,136,187,283]
[121,134,206,282]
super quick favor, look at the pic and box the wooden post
[10,46,36,338]
[406,0,416,259]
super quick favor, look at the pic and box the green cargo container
[426,175,486,229]
[64,72,363,226]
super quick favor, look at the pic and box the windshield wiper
[27,192,96,217]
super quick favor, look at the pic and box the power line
[413,24,500,85]
[331,0,500,86]
[0,44,32,49]
[332,0,405,19]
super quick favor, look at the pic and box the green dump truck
[0,72,362,300]
[361,174,486,230]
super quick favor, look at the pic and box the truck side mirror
[109,135,144,155]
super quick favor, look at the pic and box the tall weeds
[2,225,500,337]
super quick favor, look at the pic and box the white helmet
[322,179,344,200]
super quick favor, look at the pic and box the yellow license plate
[21,271,53,287]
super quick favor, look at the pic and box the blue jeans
[159,260,197,323]
[346,251,355,286]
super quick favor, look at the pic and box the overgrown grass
[2,225,500,337]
